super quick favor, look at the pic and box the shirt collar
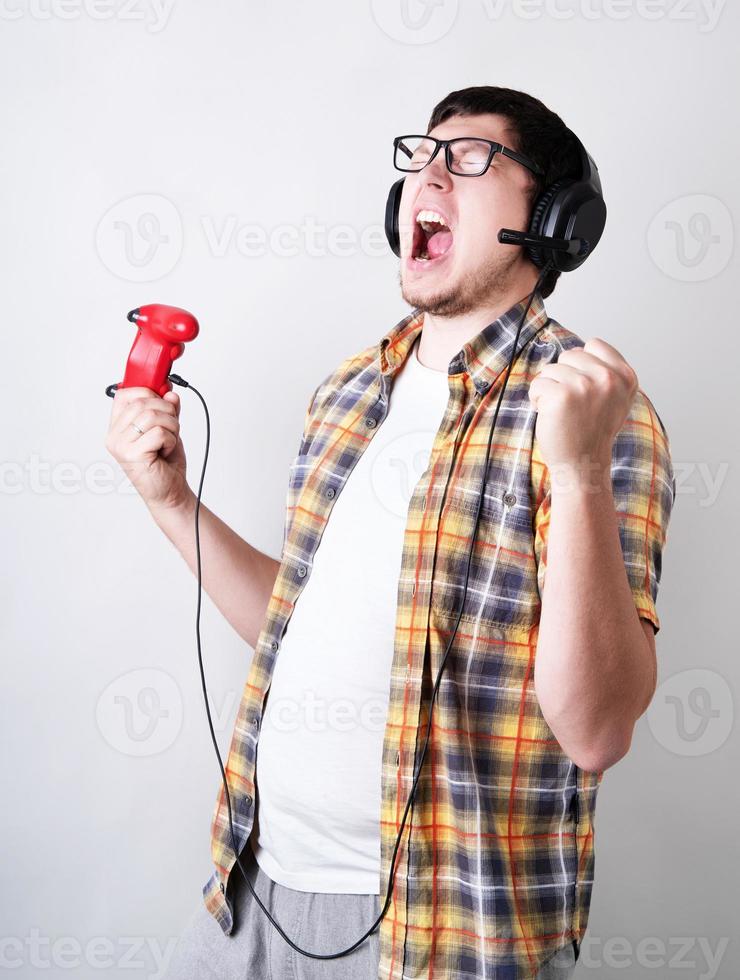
[379,291,550,395]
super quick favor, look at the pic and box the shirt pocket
[429,462,542,630]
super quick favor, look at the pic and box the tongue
[427,229,453,259]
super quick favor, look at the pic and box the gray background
[1,1,737,977]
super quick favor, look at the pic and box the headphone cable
[167,258,554,960]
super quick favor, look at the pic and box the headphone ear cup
[526,179,569,270]
[385,177,405,258]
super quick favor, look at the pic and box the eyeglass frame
[393,134,545,178]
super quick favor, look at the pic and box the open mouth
[411,209,454,263]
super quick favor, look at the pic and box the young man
[108,86,674,979]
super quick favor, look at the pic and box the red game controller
[105,303,200,398]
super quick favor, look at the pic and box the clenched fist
[528,338,639,489]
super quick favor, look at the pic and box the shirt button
[219,882,225,893]
[325,487,335,498]
[297,565,307,577]
[245,795,253,807]
[503,491,517,507]
[365,417,377,428]
[271,641,279,652]
[252,716,259,728]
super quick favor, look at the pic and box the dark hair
[427,86,581,298]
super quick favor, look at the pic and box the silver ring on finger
[130,421,144,435]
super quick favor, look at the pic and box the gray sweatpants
[163,843,577,979]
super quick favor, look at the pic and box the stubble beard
[399,248,521,318]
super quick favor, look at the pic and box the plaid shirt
[202,292,675,978]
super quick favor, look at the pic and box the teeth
[416,209,449,232]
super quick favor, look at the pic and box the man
[108,86,674,979]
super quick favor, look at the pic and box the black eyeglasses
[393,134,545,178]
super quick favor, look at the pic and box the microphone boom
[498,228,588,256]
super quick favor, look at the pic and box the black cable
[167,259,555,960]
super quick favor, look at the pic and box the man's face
[398,112,537,317]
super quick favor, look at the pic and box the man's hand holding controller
[105,386,196,523]
[103,303,280,650]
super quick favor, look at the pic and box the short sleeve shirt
[201,292,676,979]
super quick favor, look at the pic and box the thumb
[163,391,180,414]
[527,380,540,410]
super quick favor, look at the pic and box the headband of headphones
[384,127,607,274]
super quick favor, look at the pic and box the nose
[420,147,452,189]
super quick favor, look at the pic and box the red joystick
[106,303,200,398]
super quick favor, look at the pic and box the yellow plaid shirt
[202,292,675,978]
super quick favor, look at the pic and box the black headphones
[384,127,606,273]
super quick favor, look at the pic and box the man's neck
[415,282,538,372]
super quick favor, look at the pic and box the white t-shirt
[250,335,450,893]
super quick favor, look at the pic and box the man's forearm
[149,490,281,651]
[533,465,654,773]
